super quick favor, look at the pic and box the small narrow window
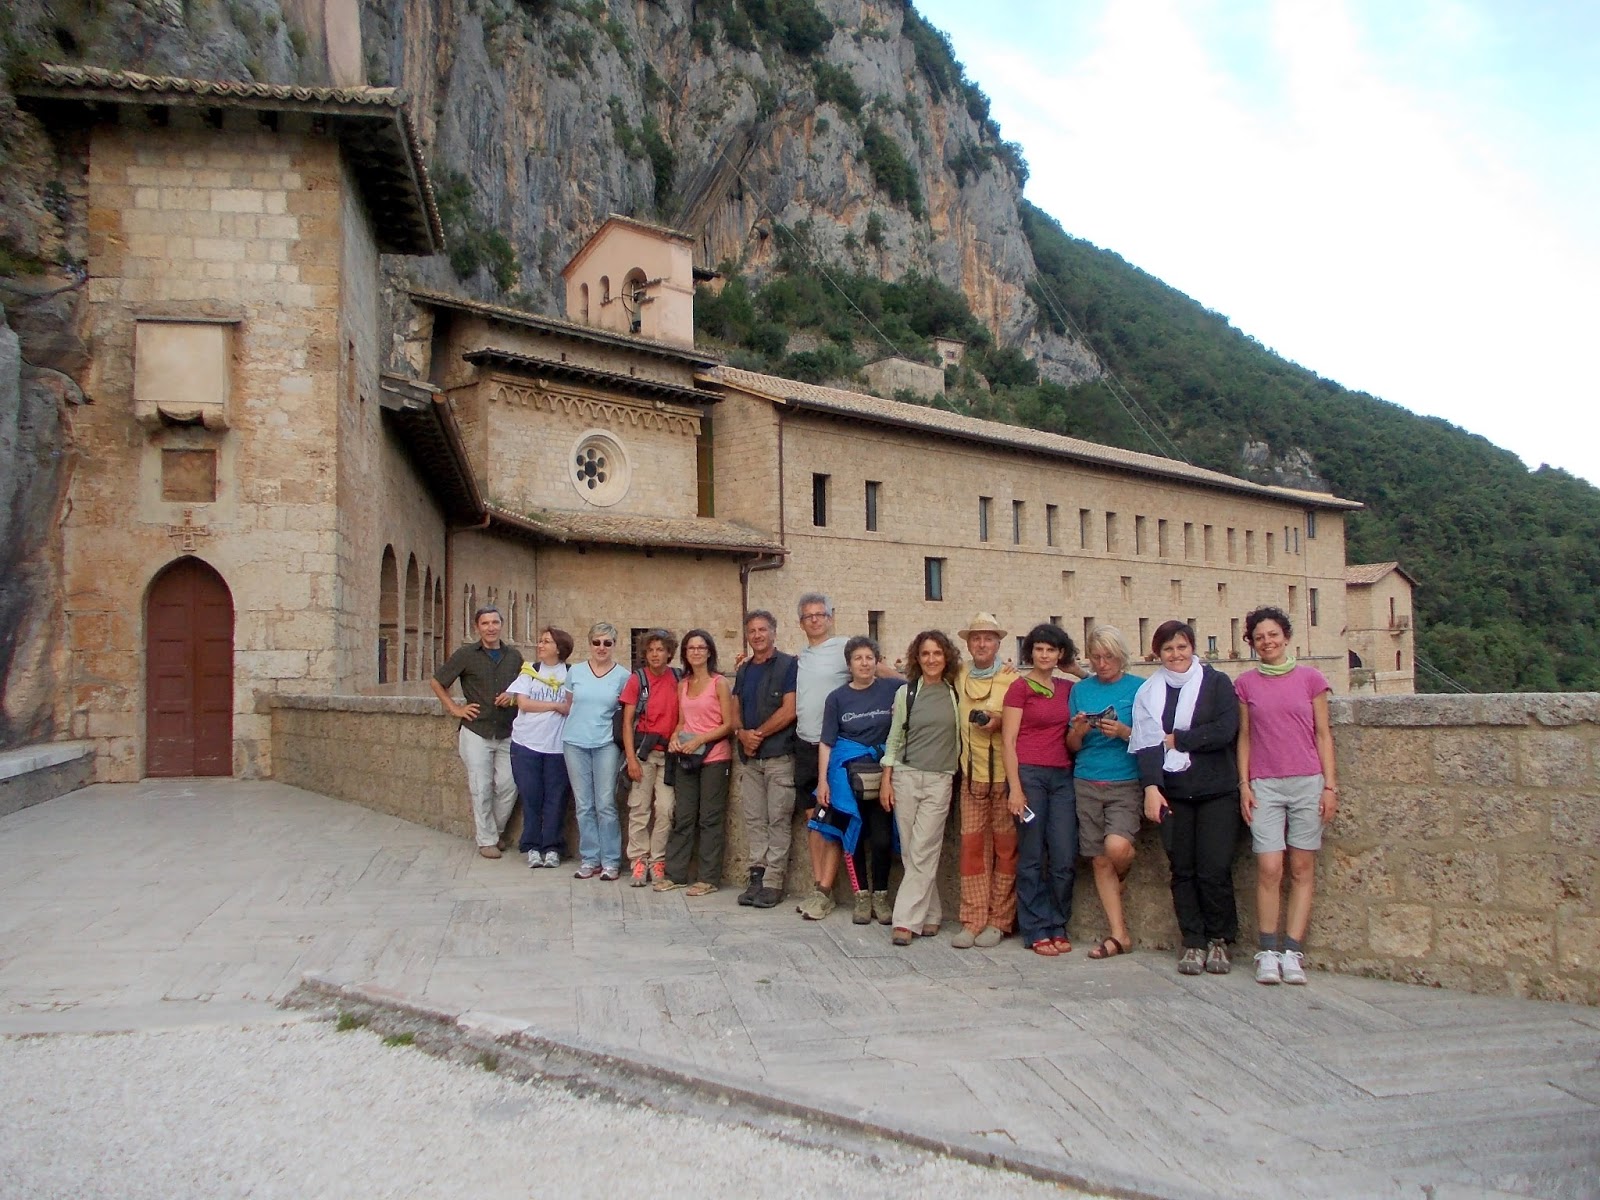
[1204,524,1215,561]
[1227,528,1237,563]
[1246,530,1257,564]
[1230,618,1240,656]
[1207,634,1218,655]
[1266,531,1276,565]
[1309,587,1320,627]
[1062,570,1076,601]
[924,557,945,601]
[868,609,883,642]
[1012,499,1024,545]
[1183,522,1195,559]
[1217,582,1227,605]
[978,496,992,542]
[812,473,829,528]
[1138,617,1150,653]
[696,413,715,516]
[1170,579,1182,605]
[865,480,880,532]
[1135,515,1147,555]
[1105,512,1119,552]
[1120,576,1133,603]
[1289,584,1299,616]
[1045,504,1058,547]
[1306,511,1318,539]
[1079,508,1092,550]
[1083,617,1096,653]
[1158,518,1170,557]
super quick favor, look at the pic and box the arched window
[379,546,399,684]
[621,268,647,334]
[599,274,611,304]
[433,578,445,666]
[580,282,590,323]
[1348,650,1363,668]
[403,554,420,681]
[420,565,434,675]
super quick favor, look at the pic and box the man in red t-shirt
[621,630,682,885]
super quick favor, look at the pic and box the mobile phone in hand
[1020,805,1036,823]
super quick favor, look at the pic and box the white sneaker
[1279,949,1308,985]
[542,851,560,869]
[1254,950,1282,985]
[527,850,542,868]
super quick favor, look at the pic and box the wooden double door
[145,557,234,777]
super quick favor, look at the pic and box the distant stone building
[15,66,1407,783]
[1345,561,1418,692]
[861,354,945,401]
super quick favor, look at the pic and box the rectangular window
[1284,525,1292,555]
[978,496,992,542]
[1050,615,1063,627]
[868,609,883,643]
[1139,617,1150,653]
[1106,512,1119,552]
[696,414,715,516]
[1171,579,1182,605]
[629,628,654,668]
[1045,504,1058,546]
[1083,616,1096,652]
[1121,575,1133,604]
[811,473,829,527]
[925,557,945,601]
[1306,511,1318,539]
[1062,569,1076,601]
[865,480,880,532]
[1205,524,1216,561]
[1245,530,1256,564]
[1288,584,1299,617]
[1184,522,1196,559]
[1135,515,1147,555]
[1293,527,1300,554]
[1309,587,1320,627]
[1012,499,1024,545]
[1266,531,1276,565]
[1079,508,1092,549]
[1207,634,1219,656]
[1217,582,1227,606]
[1158,518,1170,557]
[1227,527,1237,563]
[1230,617,1240,656]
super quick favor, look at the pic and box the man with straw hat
[952,613,1021,949]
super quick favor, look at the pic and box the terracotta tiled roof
[487,505,784,556]
[410,288,721,367]
[1346,561,1417,586]
[715,366,1363,511]
[462,347,714,406]
[19,64,441,254]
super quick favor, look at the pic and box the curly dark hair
[1020,622,1076,668]
[1244,605,1293,642]
[904,629,963,687]
[641,628,679,659]
[843,635,881,666]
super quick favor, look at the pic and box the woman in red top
[1000,623,1079,955]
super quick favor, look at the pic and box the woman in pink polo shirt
[1235,605,1338,987]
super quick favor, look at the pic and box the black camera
[968,709,992,727]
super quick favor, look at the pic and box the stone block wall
[271,691,1600,1005]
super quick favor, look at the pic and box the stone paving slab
[3,780,1598,1200]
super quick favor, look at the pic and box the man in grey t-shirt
[794,592,850,819]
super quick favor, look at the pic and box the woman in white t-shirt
[506,627,574,869]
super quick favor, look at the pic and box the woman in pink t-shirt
[1000,623,1078,956]
[657,629,735,897]
[1234,605,1338,986]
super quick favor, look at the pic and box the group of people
[430,596,1337,984]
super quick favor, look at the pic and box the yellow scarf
[519,663,565,690]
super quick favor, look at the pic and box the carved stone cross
[165,508,212,554]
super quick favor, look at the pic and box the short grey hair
[1083,624,1130,670]
[588,621,619,642]
[744,609,777,632]
[796,592,833,618]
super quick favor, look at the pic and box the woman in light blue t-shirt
[1065,625,1144,960]
[563,621,630,880]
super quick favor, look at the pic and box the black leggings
[851,800,895,892]
[1160,789,1241,948]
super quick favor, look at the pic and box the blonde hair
[1084,624,1130,671]
[588,621,619,642]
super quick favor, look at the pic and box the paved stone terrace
[3,781,1597,1200]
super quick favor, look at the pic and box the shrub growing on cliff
[433,169,519,291]
[860,122,922,217]
[812,61,862,116]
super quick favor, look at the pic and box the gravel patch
[0,1022,1094,1200]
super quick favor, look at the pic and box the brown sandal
[1088,935,1129,960]
[1029,940,1060,957]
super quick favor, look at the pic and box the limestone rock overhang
[485,505,784,559]
[462,348,715,407]
[18,63,442,255]
[379,374,482,522]
[410,288,721,369]
[713,366,1364,512]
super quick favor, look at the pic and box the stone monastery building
[19,65,1412,784]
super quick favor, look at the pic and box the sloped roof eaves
[463,348,714,406]
[378,376,482,522]
[716,367,1363,512]
[411,287,721,368]
[485,505,783,556]
[1346,561,1419,587]
[559,213,695,278]
[20,64,442,253]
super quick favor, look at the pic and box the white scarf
[1130,659,1205,774]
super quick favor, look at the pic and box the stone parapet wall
[272,692,1600,1004]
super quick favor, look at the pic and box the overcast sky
[914,0,1600,485]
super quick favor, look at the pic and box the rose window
[567,430,630,506]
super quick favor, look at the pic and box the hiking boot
[751,885,782,909]
[852,892,873,925]
[1204,939,1232,974]
[1177,946,1205,975]
[872,890,892,924]
[1279,949,1308,985]
[1254,950,1282,985]
[650,861,667,884]
[799,886,836,922]
[629,860,648,888]
[737,868,765,907]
